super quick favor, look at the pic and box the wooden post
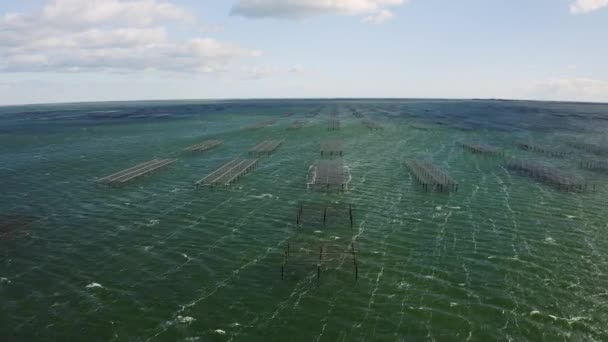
[351,242,358,281]
[317,243,323,281]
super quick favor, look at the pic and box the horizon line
[1,96,607,108]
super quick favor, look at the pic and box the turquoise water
[1,99,607,341]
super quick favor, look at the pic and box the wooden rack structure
[411,123,434,131]
[351,110,364,118]
[249,139,284,156]
[506,159,594,192]
[195,158,258,187]
[517,141,571,158]
[403,159,458,192]
[183,139,223,153]
[308,159,348,192]
[327,119,340,131]
[287,120,306,130]
[246,120,276,130]
[362,119,383,130]
[98,158,177,185]
[320,139,343,156]
[567,141,608,156]
[457,141,502,155]
[580,159,608,172]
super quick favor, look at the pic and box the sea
[0,99,607,341]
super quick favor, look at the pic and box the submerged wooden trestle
[295,202,354,229]
[282,202,358,281]
[281,241,358,281]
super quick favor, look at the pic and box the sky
[0,0,607,105]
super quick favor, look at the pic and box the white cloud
[231,0,405,23]
[289,64,306,73]
[570,0,608,14]
[361,9,394,24]
[0,0,260,73]
[529,78,608,102]
[239,65,278,80]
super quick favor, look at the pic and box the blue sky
[0,0,607,105]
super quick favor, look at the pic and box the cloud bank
[231,0,405,23]
[0,0,260,73]
[530,78,608,102]
[570,0,608,13]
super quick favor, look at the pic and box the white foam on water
[229,322,240,327]
[544,237,556,244]
[446,206,461,210]
[214,329,226,335]
[529,310,541,316]
[182,253,189,259]
[1,277,10,284]
[344,165,352,191]
[143,246,153,251]
[314,230,322,234]
[146,219,159,227]
[250,193,273,199]
[435,206,443,211]
[566,215,576,219]
[176,316,196,324]
[450,302,458,307]
[567,316,588,323]
[85,282,103,289]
